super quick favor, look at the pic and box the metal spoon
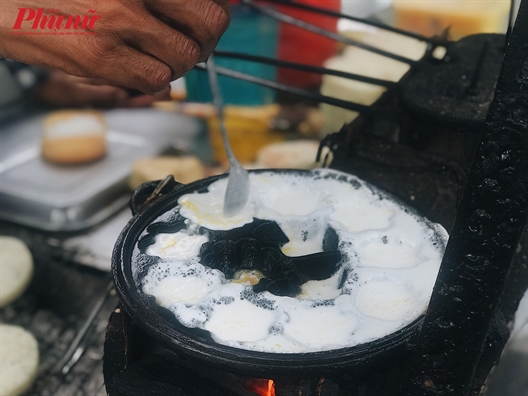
[207,54,250,217]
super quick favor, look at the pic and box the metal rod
[213,50,396,88]
[505,0,516,46]
[400,0,528,394]
[260,0,446,45]
[242,0,418,66]
[193,63,372,114]
[54,278,114,375]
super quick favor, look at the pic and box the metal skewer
[213,50,397,88]
[194,63,372,114]
[242,0,419,66]
[54,278,114,376]
[257,0,448,45]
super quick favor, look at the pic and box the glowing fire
[244,378,276,396]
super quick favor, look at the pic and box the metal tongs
[206,54,250,217]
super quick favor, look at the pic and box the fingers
[119,15,203,83]
[4,0,230,95]
[73,84,129,107]
[118,0,229,89]
[145,0,230,62]
[34,69,170,108]
[76,77,119,87]
[118,86,171,108]
[33,71,129,107]
[80,39,174,94]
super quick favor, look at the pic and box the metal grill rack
[194,0,450,116]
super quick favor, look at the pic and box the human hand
[33,70,171,108]
[1,0,230,94]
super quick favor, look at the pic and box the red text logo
[11,8,100,35]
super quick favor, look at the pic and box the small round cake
[0,324,39,396]
[256,140,323,170]
[0,236,33,308]
[128,156,206,190]
[41,110,106,164]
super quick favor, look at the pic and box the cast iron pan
[112,169,431,377]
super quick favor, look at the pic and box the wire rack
[194,0,453,116]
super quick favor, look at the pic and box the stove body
[326,29,528,395]
[104,303,417,396]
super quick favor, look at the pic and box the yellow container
[393,0,510,40]
[207,104,285,163]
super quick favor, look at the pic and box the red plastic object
[277,0,340,89]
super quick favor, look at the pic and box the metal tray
[0,108,201,231]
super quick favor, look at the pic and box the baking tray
[0,108,201,232]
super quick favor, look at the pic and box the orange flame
[244,378,276,396]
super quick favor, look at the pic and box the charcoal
[199,238,283,278]
[323,227,339,251]
[338,268,349,289]
[200,240,238,278]
[236,238,262,269]
[267,257,296,280]
[252,221,289,246]
[145,212,188,236]
[289,251,343,284]
[157,217,345,298]
[252,278,272,294]
[256,247,284,274]
[266,278,302,297]
[206,219,266,242]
